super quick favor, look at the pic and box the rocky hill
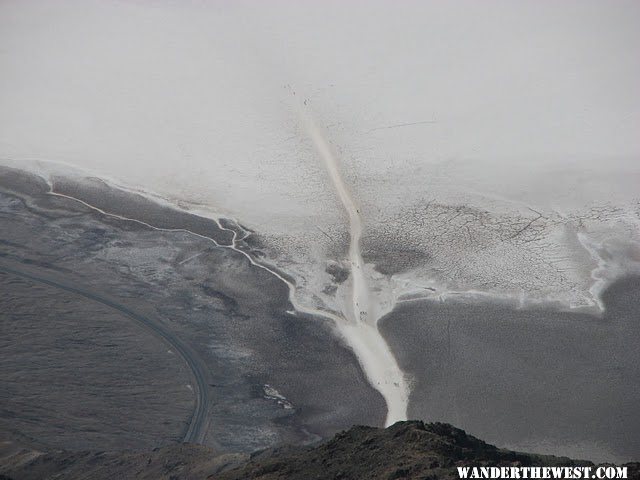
[1,422,637,480]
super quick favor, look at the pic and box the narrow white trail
[298,104,409,426]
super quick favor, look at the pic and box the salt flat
[1,0,638,313]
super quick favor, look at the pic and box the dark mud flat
[0,166,385,455]
[380,279,640,463]
[0,271,194,451]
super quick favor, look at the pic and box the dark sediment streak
[51,176,235,245]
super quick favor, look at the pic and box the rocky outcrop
[2,422,638,480]
[215,421,638,480]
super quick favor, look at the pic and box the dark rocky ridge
[1,422,637,480]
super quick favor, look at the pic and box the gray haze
[1,0,638,215]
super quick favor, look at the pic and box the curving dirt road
[0,259,210,444]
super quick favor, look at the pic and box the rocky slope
[2,421,638,480]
